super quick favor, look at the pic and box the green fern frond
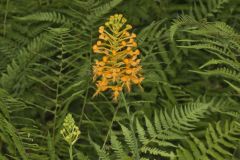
[190,0,229,20]
[89,136,110,160]
[0,88,50,159]
[141,146,175,158]
[192,67,240,82]
[119,123,139,158]
[178,43,234,59]
[0,32,48,95]
[170,15,197,41]
[172,17,240,96]
[15,12,72,24]
[200,59,240,70]
[0,114,28,160]
[82,0,123,31]
[177,121,240,160]
[91,0,122,19]
[110,133,129,160]
[224,80,240,93]
[93,102,211,159]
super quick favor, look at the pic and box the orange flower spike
[131,33,136,38]
[126,68,133,74]
[95,60,105,67]
[125,32,130,37]
[121,41,127,46]
[121,76,131,92]
[134,49,140,55]
[92,14,144,101]
[92,45,98,53]
[132,42,137,47]
[104,72,112,79]
[123,58,129,64]
[112,50,117,55]
[113,90,119,101]
[99,26,104,33]
[127,47,132,51]
[97,41,102,46]
[126,24,132,30]
[111,68,120,82]
[102,56,108,62]
[129,38,134,43]
[112,86,122,101]
[99,34,104,40]
[93,79,109,97]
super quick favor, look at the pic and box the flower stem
[69,144,73,160]
[120,92,140,159]
[101,99,121,150]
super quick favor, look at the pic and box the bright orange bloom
[92,14,144,101]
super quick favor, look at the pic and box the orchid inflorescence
[60,114,80,146]
[92,14,144,101]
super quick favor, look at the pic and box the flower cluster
[92,14,144,101]
[60,114,80,145]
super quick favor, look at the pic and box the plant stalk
[69,144,73,160]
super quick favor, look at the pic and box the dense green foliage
[0,0,240,159]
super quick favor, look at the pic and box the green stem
[78,30,92,127]
[3,0,9,36]
[120,92,140,159]
[69,144,73,160]
[101,99,121,150]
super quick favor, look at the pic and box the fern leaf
[141,146,176,158]
[170,15,197,41]
[15,12,72,25]
[110,133,128,160]
[178,121,240,160]
[89,136,110,160]
[0,114,28,160]
[119,123,139,157]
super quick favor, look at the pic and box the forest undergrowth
[0,0,240,159]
